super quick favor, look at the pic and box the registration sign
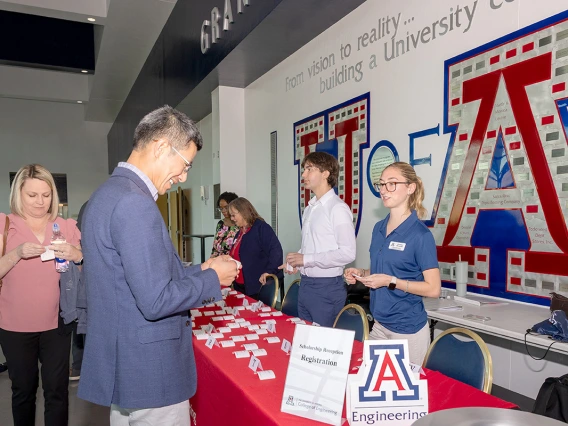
[281,324,354,425]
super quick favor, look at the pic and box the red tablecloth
[189,293,516,425]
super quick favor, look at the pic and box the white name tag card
[215,310,225,315]
[190,310,202,317]
[281,324,355,425]
[271,311,283,316]
[249,355,262,373]
[210,333,224,339]
[236,294,246,299]
[258,370,276,380]
[234,350,250,358]
[227,323,240,329]
[259,324,269,329]
[204,311,215,317]
[193,330,206,337]
[221,288,231,297]
[252,348,267,357]
[224,307,234,314]
[219,340,236,348]
[217,327,232,334]
[265,336,280,344]
[41,248,55,261]
[242,298,249,306]
[247,324,260,331]
[267,322,276,333]
[229,290,238,295]
[288,317,302,323]
[223,315,235,321]
[243,343,259,351]
[258,313,271,317]
[212,316,224,321]
[388,241,406,251]
[234,318,245,323]
[240,321,252,327]
[255,329,268,335]
[261,307,272,312]
[245,334,260,341]
[231,335,246,342]
[264,319,277,325]
[346,340,429,426]
[281,339,291,354]
[205,335,219,349]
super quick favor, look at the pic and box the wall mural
[293,93,370,235]
[433,11,568,305]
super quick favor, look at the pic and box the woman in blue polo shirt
[345,162,440,365]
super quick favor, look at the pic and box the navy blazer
[237,219,284,295]
[78,167,221,409]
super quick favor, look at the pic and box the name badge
[389,241,406,251]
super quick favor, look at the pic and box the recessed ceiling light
[81,70,88,73]
[77,101,83,104]
[87,17,96,22]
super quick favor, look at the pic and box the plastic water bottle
[51,223,69,273]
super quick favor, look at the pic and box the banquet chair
[332,304,369,342]
[281,279,300,317]
[423,327,493,393]
[258,274,279,308]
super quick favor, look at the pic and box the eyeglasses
[170,145,192,173]
[216,207,229,214]
[373,181,409,192]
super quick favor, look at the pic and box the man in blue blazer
[78,106,238,425]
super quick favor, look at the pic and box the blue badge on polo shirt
[388,241,406,251]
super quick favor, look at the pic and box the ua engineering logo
[286,395,295,406]
[358,343,420,402]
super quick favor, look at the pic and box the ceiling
[0,0,177,122]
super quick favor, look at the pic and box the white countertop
[424,292,568,355]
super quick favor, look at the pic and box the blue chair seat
[423,327,493,393]
[333,303,369,342]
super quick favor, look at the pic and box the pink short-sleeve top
[0,213,81,332]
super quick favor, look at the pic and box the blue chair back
[423,327,492,393]
[281,279,300,317]
[258,274,279,308]
[333,304,369,342]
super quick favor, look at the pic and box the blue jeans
[298,275,347,327]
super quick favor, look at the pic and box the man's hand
[201,256,216,271]
[344,268,364,285]
[210,256,239,286]
[286,253,304,268]
[278,262,298,275]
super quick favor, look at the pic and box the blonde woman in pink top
[0,164,82,426]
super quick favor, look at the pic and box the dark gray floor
[0,371,109,426]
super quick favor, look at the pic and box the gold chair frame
[262,274,280,309]
[422,326,493,394]
[332,303,370,341]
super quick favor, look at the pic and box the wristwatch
[388,276,397,291]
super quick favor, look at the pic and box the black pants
[0,327,71,426]
[71,323,84,372]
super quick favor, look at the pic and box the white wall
[242,0,568,398]
[0,98,111,217]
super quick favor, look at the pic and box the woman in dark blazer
[228,197,284,297]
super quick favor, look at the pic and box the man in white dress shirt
[281,152,356,326]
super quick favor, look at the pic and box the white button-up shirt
[299,188,356,277]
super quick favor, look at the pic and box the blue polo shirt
[369,210,439,334]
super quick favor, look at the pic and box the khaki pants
[110,400,190,426]
[369,321,430,366]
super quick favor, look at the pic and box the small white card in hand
[281,339,291,354]
[243,343,259,351]
[265,336,280,344]
[286,262,294,272]
[217,327,231,333]
[248,355,262,373]
[252,348,267,357]
[41,248,55,262]
[258,370,275,380]
[271,311,283,316]
[219,340,235,348]
[205,335,218,349]
[231,335,246,342]
[245,334,259,341]
[234,350,250,358]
